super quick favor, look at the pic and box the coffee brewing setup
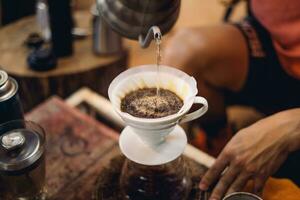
[108,65,208,199]
[94,0,209,198]
[0,0,271,199]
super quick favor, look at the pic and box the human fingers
[200,152,230,191]
[253,175,267,197]
[209,165,240,200]
[226,172,252,195]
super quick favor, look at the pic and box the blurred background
[0,0,246,111]
[1,2,299,199]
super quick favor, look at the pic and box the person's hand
[199,109,300,200]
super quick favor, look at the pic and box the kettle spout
[138,26,162,48]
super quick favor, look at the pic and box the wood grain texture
[0,11,128,111]
[26,97,120,199]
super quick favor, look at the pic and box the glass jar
[0,120,46,200]
[120,155,192,200]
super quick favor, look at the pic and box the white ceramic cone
[108,65,208,147]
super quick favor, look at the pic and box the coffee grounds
[121,88,183,118]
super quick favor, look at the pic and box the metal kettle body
[96,0,180,45]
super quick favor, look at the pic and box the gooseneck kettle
[96,0,181,48]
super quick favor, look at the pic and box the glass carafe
[120,155,192,200]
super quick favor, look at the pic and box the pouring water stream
[155,32,162,96]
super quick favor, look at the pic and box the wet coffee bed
[121,88,183,118]
[93,155,211,200]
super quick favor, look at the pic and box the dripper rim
[108,64,198,124]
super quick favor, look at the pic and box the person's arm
[199,108,300,200]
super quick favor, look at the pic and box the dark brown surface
[93,155,211,200]
[0,11,127,111]
[26,96,120,199]
[121,88,183,118]
[25,96,211,200]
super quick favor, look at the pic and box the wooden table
[0,11,127,111]
[25,93,215,199]
[26,97,120,199]
[25,92,300,200]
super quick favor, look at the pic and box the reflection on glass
[120,156,192,200]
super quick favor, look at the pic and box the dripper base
[119,125,187,166]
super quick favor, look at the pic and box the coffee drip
[155,32,162,95]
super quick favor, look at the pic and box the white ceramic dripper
[108,65,208,165]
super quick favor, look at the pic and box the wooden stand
[0,11,127,111]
